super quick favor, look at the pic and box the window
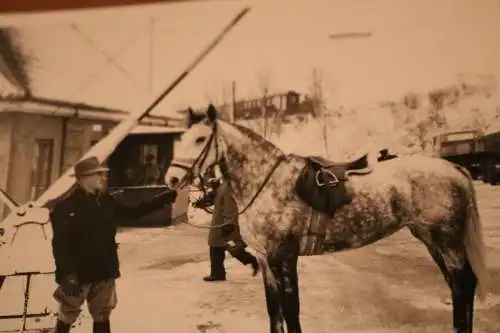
[92,124,102,132]
[30,139,54,200]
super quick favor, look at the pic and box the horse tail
[456,164,489,301]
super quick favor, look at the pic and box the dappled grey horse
[164,105,488,333]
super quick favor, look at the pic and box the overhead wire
[68,22,153,98]
[69,23,149,97]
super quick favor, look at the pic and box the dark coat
[208,182,243,248]
[49,186,176,285]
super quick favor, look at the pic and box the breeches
[53,279,117,324]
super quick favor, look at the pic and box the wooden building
[0,96,188,225]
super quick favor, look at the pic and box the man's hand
[61,274,81,297]
[193,191,216,209]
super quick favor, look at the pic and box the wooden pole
[321,98,329,157]
[230,81,236,123]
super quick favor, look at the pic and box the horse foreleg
[258,256,286,333]
[278,254,302,333]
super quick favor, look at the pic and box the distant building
[179,90,315,125]
[0,95,182,219]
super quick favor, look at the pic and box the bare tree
[255,67,273,138]
[0,27,32,97]
[308,68,330,155]
[472,106,500,134]
[403,91,448,152]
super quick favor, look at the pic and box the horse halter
[169,122,222,190]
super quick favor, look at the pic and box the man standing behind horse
[198,177,259,281]
[50,156,177,333]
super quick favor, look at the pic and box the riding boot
[203,246,226,281]
[55,320,71,333]
[93,321,111,333]
[229,247,260,276]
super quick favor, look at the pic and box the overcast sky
[1,0,499,116]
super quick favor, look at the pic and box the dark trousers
[209,246,256,277]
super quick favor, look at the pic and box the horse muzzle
[165,162,195,190]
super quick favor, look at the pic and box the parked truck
[433,129,500,184]
[476,130,500,185]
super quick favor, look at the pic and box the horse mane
[227,122,278,151]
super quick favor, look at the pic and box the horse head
[164,104,223,190]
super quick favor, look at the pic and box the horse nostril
[170,176,180,187]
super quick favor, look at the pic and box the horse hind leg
[409,227,477,333]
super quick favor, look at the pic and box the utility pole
[261,88,269,138]
[320,86,328,157]
[230,81,236,123]
[321,31,373,156]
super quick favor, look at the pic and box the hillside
[268,73,500,161]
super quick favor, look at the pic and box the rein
[170,122,286,229]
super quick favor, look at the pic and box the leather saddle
[307,154,369,171]
[294,153,371,217]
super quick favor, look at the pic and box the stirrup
[315,169,339,187]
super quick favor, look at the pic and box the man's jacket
[49,186,176,284]
[208,182,243,248]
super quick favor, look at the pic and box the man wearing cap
[50,156,177,333]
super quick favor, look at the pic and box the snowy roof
[129,125,185,135]
[1,95,126,113]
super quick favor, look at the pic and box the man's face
[78,172,109,194]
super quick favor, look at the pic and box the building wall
[0,114,14,218]
[6,113,64,208]
[4,113,114,214]
[60,118,115,174]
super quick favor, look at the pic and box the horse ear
[207,104,218,122]
[187,107,196,127]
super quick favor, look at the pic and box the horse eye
[195,136,207,144]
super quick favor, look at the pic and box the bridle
[169,122,222,191]
[169,121,286,221]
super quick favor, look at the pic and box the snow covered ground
[1,182,499,332]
